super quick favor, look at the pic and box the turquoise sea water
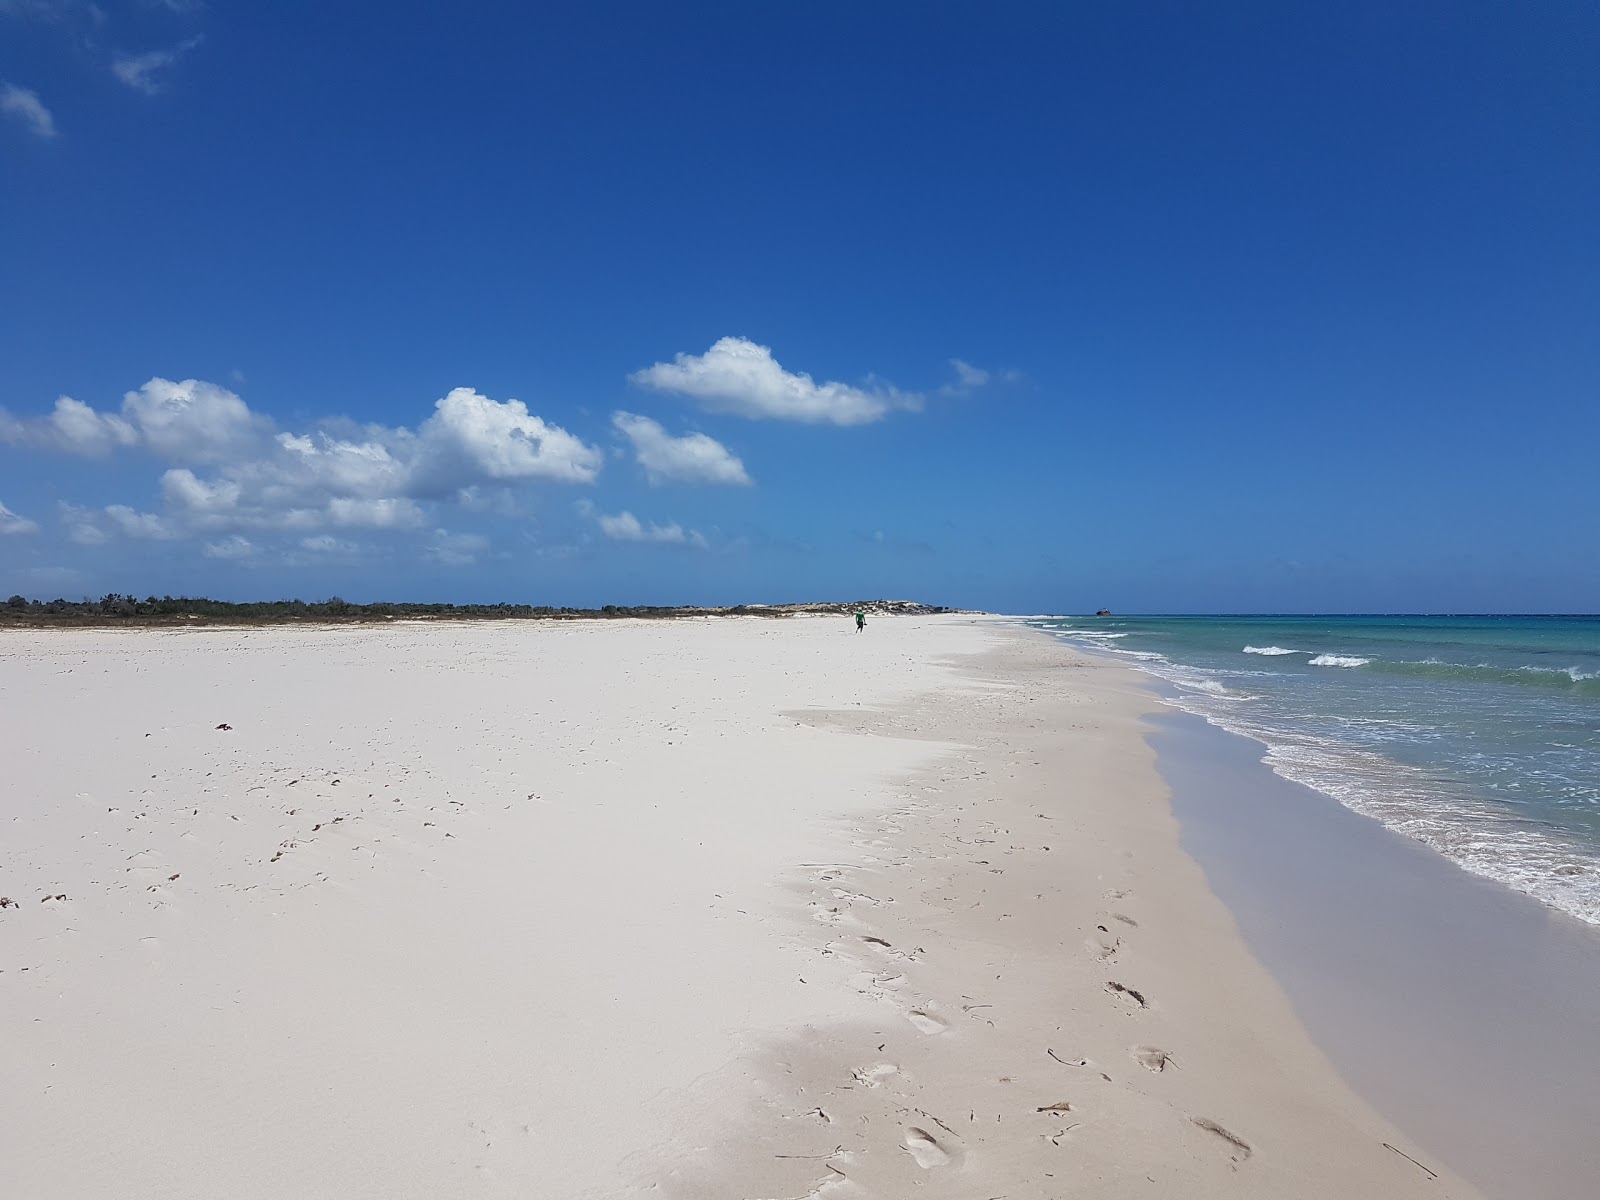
[1029,616,1600,925]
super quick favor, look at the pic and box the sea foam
[1243,645,1301,656]
[1309,654,1370,668]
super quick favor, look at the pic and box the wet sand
[1157,710,1600,1199]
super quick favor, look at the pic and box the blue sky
[2,2,1595,613]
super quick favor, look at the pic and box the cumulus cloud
[590,509,706,549]
[61,503,175,544]
[104,505,176,539]
[630,337,921,426]
[328,497,425,529]
[6,379,601,545]
[0,83,57,138]
[417,387,602,487]
[611,411,751,486]
[126,378,265,460]
[0,379,263,460]
[112,36,202,95]
[0,499,39,534]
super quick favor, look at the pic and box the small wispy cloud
[0,499,40,535]
[1,83,58,138]
[112,36,202,95]
[202,534,256,561]
[937,358,1021,399]
[300,535,359,555]
[424,528,490,567]
[577,501,708,549]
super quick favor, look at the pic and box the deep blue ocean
[1029,615,1600,925]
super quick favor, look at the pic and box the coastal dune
[2,617,1478,1197]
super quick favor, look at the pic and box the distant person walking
[855,609,866,633]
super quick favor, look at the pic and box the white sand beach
[2,616,1481,1198]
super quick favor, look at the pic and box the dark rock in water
[1095,609,1112,617]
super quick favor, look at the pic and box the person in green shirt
[855,610,866,633]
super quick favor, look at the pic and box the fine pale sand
[2,617,1481,1198]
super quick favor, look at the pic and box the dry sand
[1,616,1481,1197]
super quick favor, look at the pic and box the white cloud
[612,411,751,486]
[112,37,202,95]
[60,505,109,545]
[46,395,141,454]
[937,358,1021,399]
[0,380,261,460]
[202,534,255,561]
[160,467,241,513]
[0,83,57,139]
[61,502,175,544]
[0,500,39,534]
[454,485,523,515]
[328,497,425,529]
[951,359,989,389]
[424,529,489,566]
[123,377,262,461]
[103,505,176,539]
[593,508,707,549]
[273,434,411,500]
[7,379,601,545]
[630,337,921,426]
[416,387,602,487]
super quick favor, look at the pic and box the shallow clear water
[1030,615,1600,924]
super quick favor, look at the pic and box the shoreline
[1157,709,1600,1198]
[644,622,1481,1196]
[3,616,1490,1196]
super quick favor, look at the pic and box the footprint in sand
[1190,1116,1252,1162]
[1190,1120,1248,1164]
[1087,927,1120,961]
[1132,1045,1176,1072]
[810,903,855,927]
[1105,981,1148,1009]
[907,1009,949,1035]
[850,1063,899,1088]
[901,1127,951,1169]
[851,971,908,1003]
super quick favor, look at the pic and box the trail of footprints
[759,691,1260,1193]
[799,856,1251,1182]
